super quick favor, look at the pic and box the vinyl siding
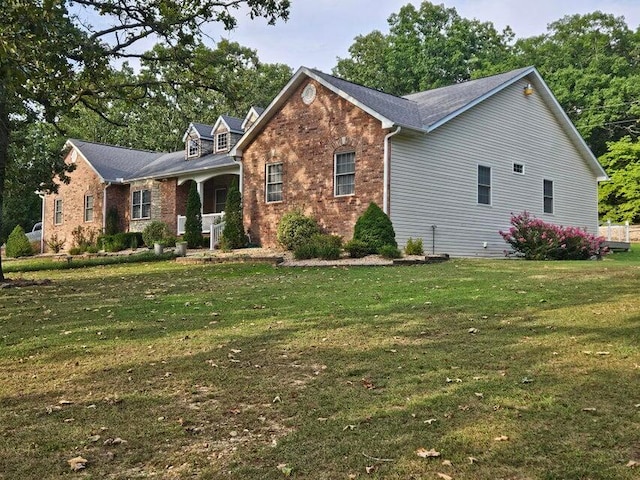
[389,76,600,257]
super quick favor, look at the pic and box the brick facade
[44,150,105,252]
[241,79,387,247]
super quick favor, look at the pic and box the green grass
[0,248,639,479]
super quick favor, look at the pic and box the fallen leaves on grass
[362,378,376,390]
[441,459,452,466]
[494,435,509,441]
[277,463,292,476]
[436,473,453,480]
[416,448,440,458]
[468,457,478,464]
[627,460,639,468]
[67,456,88,471]
[582,407,597,412]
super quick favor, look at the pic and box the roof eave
[65,139,106,183]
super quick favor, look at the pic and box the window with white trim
[132,189,151,219]
[216,132,229,152]
[54,199,63,225]
[84,194,94,222]
[214,188,227,213]
[266,163,283,203]
[543,179,554,214]
[187,138,199,157]
[477,165,491,205]
[335,152,355,196]
[513,162,525,174]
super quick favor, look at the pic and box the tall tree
[0,0,290,281]
[334,1,513,95]
[62,41,292,152]
[598,136,640,223]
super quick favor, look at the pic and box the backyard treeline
[335,2,640,223]
[0,0,290,280]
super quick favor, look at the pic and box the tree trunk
[0,97,8,282]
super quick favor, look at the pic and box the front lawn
[0,251,638,479]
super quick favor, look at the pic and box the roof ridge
[69,138,164,155]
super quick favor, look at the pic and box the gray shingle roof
[220,115,244,134]
[404,66,534,129]
[191,123,215,139]
[68,139,164,182]
[311,67,534,131]
[310,69,424,130]
[129,150,237,180]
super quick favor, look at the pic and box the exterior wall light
[523,83,534,96]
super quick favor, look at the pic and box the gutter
[383,127,402,214]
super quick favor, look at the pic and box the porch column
[196,181,205,215]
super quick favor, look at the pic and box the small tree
[353,202,397,253]
[105,207,120,235]
[183,182,203,248]
[5,225,34,258]
[221,178,245,249]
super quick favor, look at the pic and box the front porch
[175,171,238,248]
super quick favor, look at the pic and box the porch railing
[177,212,225,235]
[210,222,225,250]
[599,220,630,242]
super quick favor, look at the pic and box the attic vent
[301,83,316,105]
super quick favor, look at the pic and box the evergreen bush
[5,225,34,258]
[183,182,203,248]
[276,210,320,250]
[221,178,246,249]
[343,239,369,258]
[353,202,397,253]
[105,207,120,235]
[379,244,402,259]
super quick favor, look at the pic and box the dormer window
[216,132,229,152]
[188,138,200,158]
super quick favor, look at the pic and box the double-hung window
[54,199,63,225]
[216,133,229,152]
[266,163,283,203]
[543,179,554,214]
[84,195,94,222]
[335,152,355,196]
[187,138,199,158]
[132,189,151,219]
[477,165,491,205]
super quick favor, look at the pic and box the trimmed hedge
[98,232,144,252]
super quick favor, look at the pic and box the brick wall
[241,78,387,247]
[43,149,104,252]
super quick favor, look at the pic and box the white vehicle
[26,222,42,243]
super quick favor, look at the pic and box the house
[42,109,256,248]
[44,67,607,257]
[233,66,608,256]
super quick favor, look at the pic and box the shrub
[105,207,120,235]
[221,178,246,249]
[343,239,369,258]
[5,225,33,258]
[499,212,608,260]
[71,225,99,253]
[86,245,99,254]
[46,233,66,253]
[353,202,397,254]
[183,182,203,248]
[142,221,170,247]
[405,237,424,256]
[293,234,342,260]
[98,232,144,252]
[379,244,402,259]
[276,210,320,250]
[68,246,83,255]
[293,242,317,260]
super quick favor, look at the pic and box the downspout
[383,127,402,214]
[102,182,111,234]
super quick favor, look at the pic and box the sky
[213,0,640,72]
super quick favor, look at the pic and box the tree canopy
[334,1,514,95]
[0,0,290,280]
